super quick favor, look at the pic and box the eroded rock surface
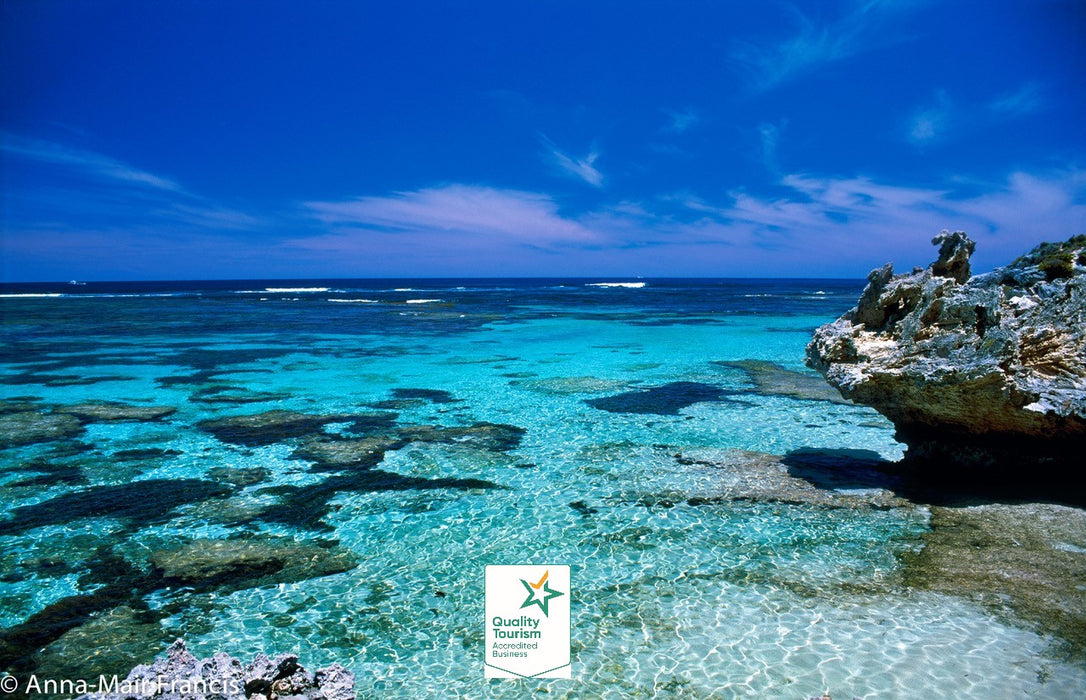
[77,639,355,700]
[807,232,1086,473]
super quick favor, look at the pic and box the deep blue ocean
[1,279,1081,697]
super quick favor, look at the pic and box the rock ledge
[806,231,1086,474]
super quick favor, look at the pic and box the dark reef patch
[569,500,599,517]
[397,422,525,452]
[6,460,86,487]
[0,549,149,676]
[0,372,83,386]
[112,448,183,461]
[57,402,176,423]
[32,604,173,683]
[188,385,291,405]
[714,359,852,405]
[290,436,407,472]
[207,466,268,487]
[339,413,399,435]
[259,470,502,530]
[162,347,295,372]
[0,479,230,536]
[0,411,85,448]
[149,537,357,593]
[197,410,344,446]
[0,398,43,414]
[390,388,458,404]
[0,589,139,674]
[586,382,747,415]
[156,369,232,387]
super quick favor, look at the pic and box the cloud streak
[540,136,604,187]
[989,82,1045,117]
[294,169,1085,276]
[669,169,1086,272]
[662,109,699,134]
[2,133,265,234]
[1,132,187,194]
[304,185,600,247]
[730,0,915,91]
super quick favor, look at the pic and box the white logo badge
[484,565,571,678]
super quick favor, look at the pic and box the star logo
[519,570,564,617]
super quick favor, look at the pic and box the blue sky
[1,0,1083,280]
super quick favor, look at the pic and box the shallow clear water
[1,279,1082,697]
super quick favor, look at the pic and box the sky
[1,0,1084,280]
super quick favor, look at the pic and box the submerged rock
[33,605,173,682]
[511,375,630,395]
[207,466,268,487]
[0,479,230,536]
[197,410,345,446]
[58,402,177,423]
[677,448,910,510]
[714,359,852,405]
[587,381,746,415]
[149,537,357,592]
[189,386,291,405]
[0,410,85,448]
[390,387,458,403]
[397,421,525,452]
[77,639,355,700]
[289,435,408,471]
[113,448,183,461]
[807,232,1086,474]
[902,502,1086,657]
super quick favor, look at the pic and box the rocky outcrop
[77,639,355,700]
[807,232,1086,474]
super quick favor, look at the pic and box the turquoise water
[1,280,1082,697]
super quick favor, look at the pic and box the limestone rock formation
[77,639,355,700]
[807,231,1086,473]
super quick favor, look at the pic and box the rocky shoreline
[807,231,1086,480]
[804,231,1086,657]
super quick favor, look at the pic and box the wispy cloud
[989,82,1045,116]
[662,108,699,134]
[1,132,187,194]
[295,169,1085,276]
[759,120,786,173]
[671,168,1086,271]
[908,83,1046,147]
[730,1,915,91]
[304,185,599,246]
[907,91,951,145]
[2,133,265,242]
[540,136,604,187]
